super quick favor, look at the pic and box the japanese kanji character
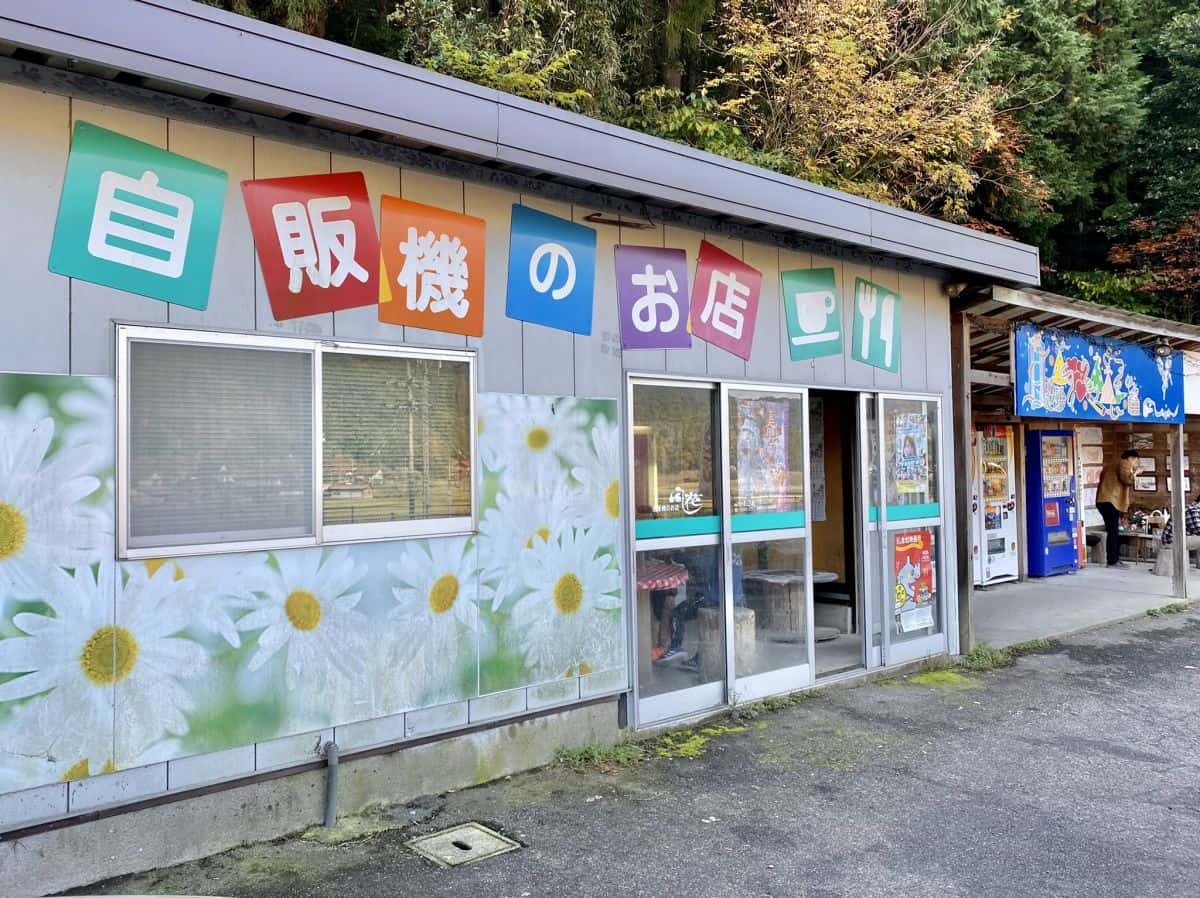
[271,195,368,294]
[699,269,750,340]
[396,226,470,318]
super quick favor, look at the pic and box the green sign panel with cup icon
[781,267,841,361]
[851,277,902,373]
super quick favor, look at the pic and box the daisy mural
[0,376,626,798]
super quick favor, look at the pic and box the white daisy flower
[134,553,270,648]
[236,548,368,695]
[0,698,116,791]
[0,414,108,599]
[511,527,623,680]
[479,395,588,480]
[388,537,479,694]
[477,473,575,609]
[0,562,208,766]
[60,377,115,473]
[568,420,622,538]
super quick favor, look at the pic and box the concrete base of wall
[1,700,620,896]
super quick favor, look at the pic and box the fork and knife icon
[857,282,896,368]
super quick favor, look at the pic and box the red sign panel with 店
[241,172,381,320]
[688,239,762,361]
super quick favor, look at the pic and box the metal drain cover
[406,822,521,867]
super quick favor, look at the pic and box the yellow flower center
[62,758,114,781]
[553,572,584,615]
[579,661,593,676]
[525,527,551,550]
[477,416,485,435]
[604,480,620,519]
[428,574,460,614]
[0,501,28,561]
[285,590,322,631]
[79,626,139,685]
[526,426,551,451]
[144,558,185,581]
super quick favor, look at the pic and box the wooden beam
[951,312,975,654]
[970,368,1011,387]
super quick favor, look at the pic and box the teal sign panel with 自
[49,121,228,310]
[781,267,841,361]
[851,277,902,373]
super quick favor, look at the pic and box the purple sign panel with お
[614,245,691,350]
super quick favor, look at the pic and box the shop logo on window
[378,196,487,336]
[782,267,841,361]
[614,245,691,350]
[689,240,762,361]
[505,205,597,335]
[657,486,703,515]
[852,278,902,373]
[242,172,380,321]
[49,121,228,310]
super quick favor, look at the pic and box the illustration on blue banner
[1014,324,1183,423]
[505,204,597,335]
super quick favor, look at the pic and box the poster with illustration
[893,412,929,495]
[736,398,790,512]
[893,529,935,632]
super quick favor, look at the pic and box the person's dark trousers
[1096,501,1122,565]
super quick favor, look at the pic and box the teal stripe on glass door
[635,516,721,540]
[731,511,807,532]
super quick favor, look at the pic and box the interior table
[742,569,839,642]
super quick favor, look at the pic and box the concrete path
[973,563,1197,647]
[79,608,1200,898]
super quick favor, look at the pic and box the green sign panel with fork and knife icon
[851,277,902,373]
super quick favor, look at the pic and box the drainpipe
[323,740,339,827]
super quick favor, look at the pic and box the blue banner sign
[1014,323,1183,423]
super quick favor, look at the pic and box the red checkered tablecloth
[636,559,689,591]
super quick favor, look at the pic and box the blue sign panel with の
[1014,323,1184,423]
[505,204,597,335]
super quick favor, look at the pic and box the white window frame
[116,324,477,560]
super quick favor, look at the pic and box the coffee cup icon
[791,290,838,345]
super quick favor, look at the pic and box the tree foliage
[196,0,1200,322]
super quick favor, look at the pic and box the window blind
[322,352,471,526]
[127,341,314,548]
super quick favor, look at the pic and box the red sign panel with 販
[241,171,381,320]
[688,240,762,361]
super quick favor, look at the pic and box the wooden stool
[696,606,756,679]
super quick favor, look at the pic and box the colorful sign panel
[690,240,762,361]
[505,204,597,335]
[781,267,841,361]
[851,278,901,372]
[379,196,487,336]
[893,529,935,632]
[614,245,691,349]
[1014,323,1184,423]
[241,171,379,321]
[49,121,228,310]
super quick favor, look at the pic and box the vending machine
[1025,429,1079,577]
[972,425,1019,585]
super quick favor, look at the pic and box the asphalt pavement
[78,609,1200,898]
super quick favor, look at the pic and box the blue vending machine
[1025,429,1079,577]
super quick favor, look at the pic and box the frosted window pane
[127,341,314,548]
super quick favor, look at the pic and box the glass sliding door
[875,394,948,665]
[629,379,727,724]
[724,385,813,700]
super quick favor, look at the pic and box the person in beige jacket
[1095,449,1139,567]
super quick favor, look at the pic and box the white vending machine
[972,425,1020,585]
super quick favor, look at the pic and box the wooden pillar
[951,312,975,652]
[1171,423,1189,599]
